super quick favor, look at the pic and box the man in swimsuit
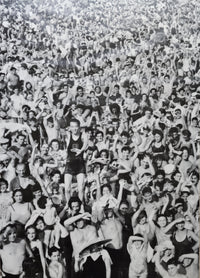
[64,213,112,278]
[64,118,88,202]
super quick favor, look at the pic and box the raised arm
[64,212,91,228]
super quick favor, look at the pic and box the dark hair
[191,170,199,180]
[50,139,60,148]
[137,211,147,223]
[13,189,24,201]
[154,181,164,191]
[182,129,191,138]
[167,258,178,267]
[0,178,8,188]
[155,169,165,178]
[48,246,60,257]
[121,146,130,152]
[142,187,152,195]
[143,107,153,114]
[25,225,37,238]
[69,118,80,126]
[99,149,109,158]
[50,169,61,179]
[37,196,48,209]
[121,131,129,138]
[77,86,83,91]
[157,214,167,221]
[152,129,163,139]
[68,197,82,210]
[96,130,104,137]
[119,200,129,208]
[171,169,181,180]
[133,233,144,241]
[16,133,26,139]
[159,108,166,115]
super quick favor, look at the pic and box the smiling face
[71,201,81,215]
[50,251,60,262]
[16,164,26,177]
[7,228,17,243]
[154,133,162,143]
[0,182,7,193]
[27,227,36,241]
[51,141,59,151]
[70,121,79,135]
[35,219,45,231]
[158,216,167,228]
[14,190,23,203]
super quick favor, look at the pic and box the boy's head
[167,259,178,277]
[49,246,60,261]
[37,196,52,209]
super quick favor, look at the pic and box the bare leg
[104,257,111,278]
[64,173,73,203]
[76,173,85,201]
[54,223,61,249]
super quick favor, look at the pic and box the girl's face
[27,228,36,241]
[51,141,59,151]
[36,219,45,231]
[182,149,189,160]
[102,187,111,196]
[158,216,167,228]
[33,190,42,200]
[100,151,108,159]
[139,216,147,225]
[191,175,198,185]
[14,191,23,203]
[181,193,189,202]
[8,228,17,242]
[41,144,48,154]
[0,183,7,193]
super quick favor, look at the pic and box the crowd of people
[0,0,200,277]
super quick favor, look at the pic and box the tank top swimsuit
[67,132,83,161]
[172,231,193,259]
